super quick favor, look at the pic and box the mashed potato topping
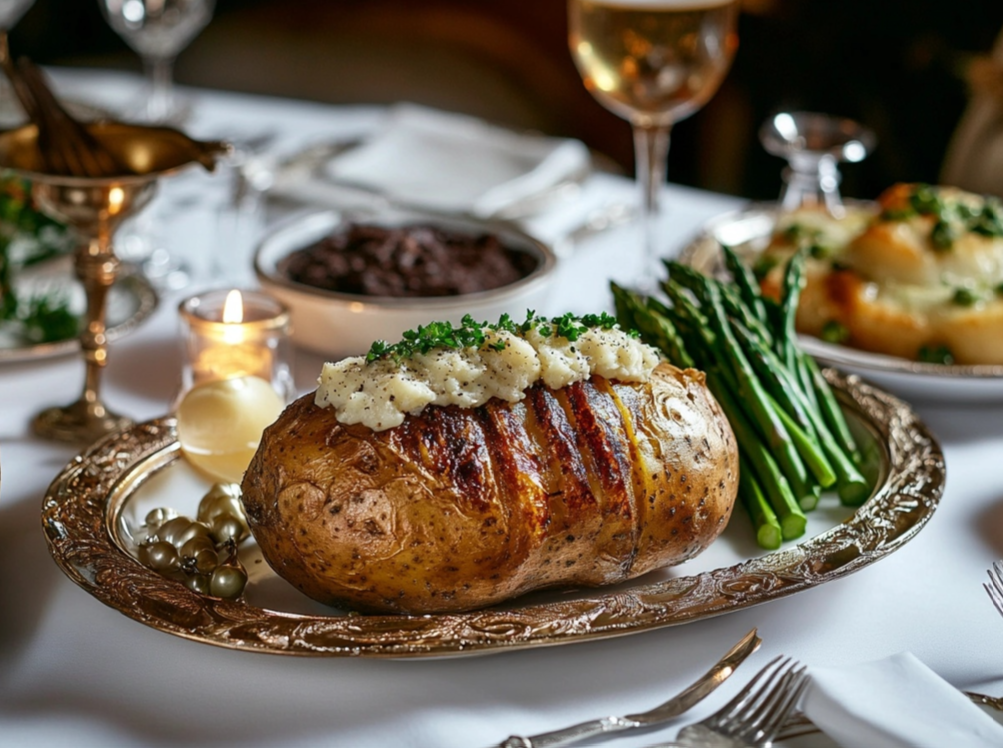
[316,315,661,431]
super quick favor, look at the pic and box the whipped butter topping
[315,323,660,431]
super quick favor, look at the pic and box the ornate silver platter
[41,370,944,658]
[681,205,1003,403]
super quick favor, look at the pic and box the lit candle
[181,289,286,387]
[176,289,293,483]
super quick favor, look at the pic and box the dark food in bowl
[280,222,540,298]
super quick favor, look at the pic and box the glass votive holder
[177,288,294,403]
[175,288,294,484]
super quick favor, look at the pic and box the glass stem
[632,122,671,291]
[145,56,176,123]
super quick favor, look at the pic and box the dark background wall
[9,0,1003,201]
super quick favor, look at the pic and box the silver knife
[495,628,762,748]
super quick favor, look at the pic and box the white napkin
[802,652,1003,748]
[322,103,591,218]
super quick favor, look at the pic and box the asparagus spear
[703,282,815,504]
[707,371,806,540]
[738,454,782,550]
[766,390,834,496]
[729,319,818,439]
[803,351,861,465]
[776,248,807,371]
[721,243,769,325]
[610,282,695,369]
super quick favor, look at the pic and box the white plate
[0,256,158,363]
[680,204,1003,404]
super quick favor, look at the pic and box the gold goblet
[0,121,227,443]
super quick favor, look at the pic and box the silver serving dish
[42,370,943,658]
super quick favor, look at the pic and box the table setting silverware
[984,559,1003,618]
[639,656,807,748]
[494,628,761,748]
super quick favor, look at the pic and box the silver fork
[984,560,1003,618]
[642,656,809,748]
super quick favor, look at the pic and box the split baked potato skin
[240,362,738,614]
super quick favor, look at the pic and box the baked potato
[240,362,738,614]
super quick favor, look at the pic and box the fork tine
[749,666,808,741]
[642,657,808,748]
[740,661,801,732]
[725,659,805,744]
[711,654,786,723]
[985,561,1003,618]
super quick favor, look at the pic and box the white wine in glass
[569,0,738,288]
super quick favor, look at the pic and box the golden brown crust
[240,362,738,614]
[759,187,1003,365]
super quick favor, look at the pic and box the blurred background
[10,0,1003,201]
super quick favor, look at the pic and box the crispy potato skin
[240,363,738,614]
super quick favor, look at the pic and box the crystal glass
[99,0,215,125]
[760,111,876,218]
[0,0,33,30]
[0,0,36,125]
[568,0,738,289]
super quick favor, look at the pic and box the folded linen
[802,651,1003,748]
[322,103,591,218]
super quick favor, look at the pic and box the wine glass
[568,0,738,289]
[99,0,215,125]
[0,0,36,125]
[0,0,33,33]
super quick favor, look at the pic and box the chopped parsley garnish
[952,287,983,307]
[820,320,849,344]
[365,310,635,364]
[882,184,1003,251]
[19,294,78,343]
[917,344,955,365]
[0,176,78,345]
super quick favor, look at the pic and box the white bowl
[254,209,558,359]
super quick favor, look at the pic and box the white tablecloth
[2,70,1003,748]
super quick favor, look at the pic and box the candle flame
[108,187,125,215]
[223,290,244,324]
[222,289,244,345]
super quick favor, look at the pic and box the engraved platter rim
[40,369,945,658]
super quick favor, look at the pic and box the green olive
[210,514,248,545]
[138,540,180,573]
[184,573,212,595]
[210,565,247,599]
